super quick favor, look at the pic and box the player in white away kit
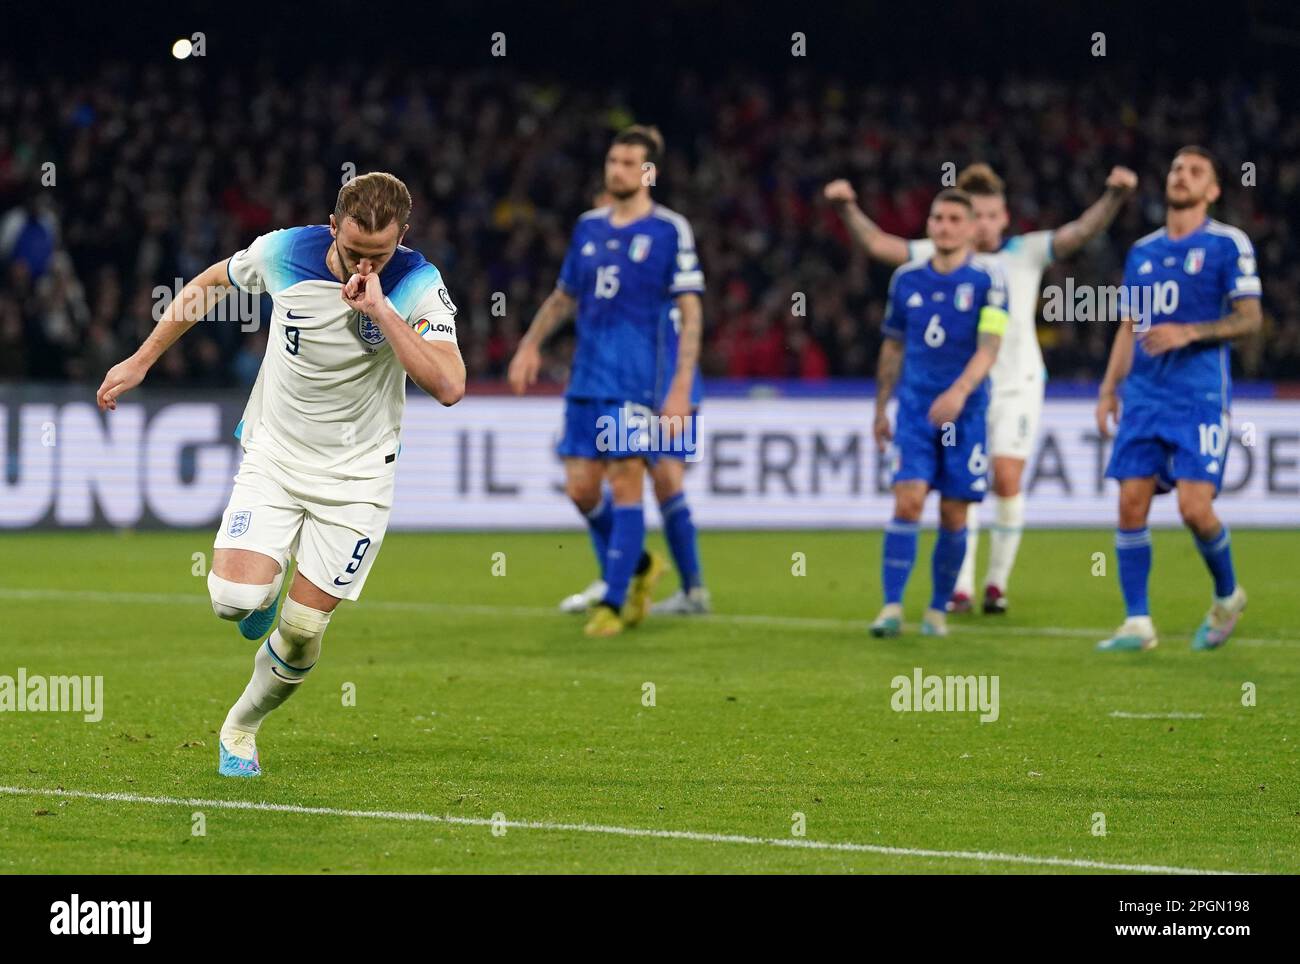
[95,173,466,777]
[827,164,1136,614]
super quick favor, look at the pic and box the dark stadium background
[3,0,1299,390]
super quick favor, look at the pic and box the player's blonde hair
[956,163,1006,197]
[335,172,412,232]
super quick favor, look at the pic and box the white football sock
[223,597,330,735]
[955,508,979,597]
[985,494,1025,591]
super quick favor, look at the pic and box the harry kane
[96,173,466,776]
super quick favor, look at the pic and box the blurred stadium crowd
[1,62,1295,388]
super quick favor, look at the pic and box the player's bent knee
[208,571,274,622]
[1178,501,1216,535]
[279,598,331,647]
[653,474,681,504]
[564,475,601,511]
[893,494,925,521]
[939,501,969,530]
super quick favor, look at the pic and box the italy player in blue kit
[558,299,710,616]
[509,126,706,637]
[1095,147,1262,652]
[870,189,1008,637]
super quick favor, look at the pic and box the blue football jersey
[654,303,703,409]
[558,204,705,404]
[882,253,1009,408]
[1118,218,1260,410]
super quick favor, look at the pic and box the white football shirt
[227,225,458,480]
[908,231,1052,392]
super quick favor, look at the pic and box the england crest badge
[629,234,653,263]
[358,313,386,345]
[1184,248,1205,274]
[228,511,251,538]
[954,283,974,312]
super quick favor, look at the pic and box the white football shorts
[213,446,394,602]
[986,378,1045,462]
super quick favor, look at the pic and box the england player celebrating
[96,173,465,776]
[1095,146,1260,652]
[509,126,705,638]
[827,163,1136,614]
[869,189,1007,638]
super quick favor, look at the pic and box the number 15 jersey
[557,204,705,406]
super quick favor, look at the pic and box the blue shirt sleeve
[1220,234,1261,302]
[666,217,705,295]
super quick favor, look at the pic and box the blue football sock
[1194,526,1236,599]
[1115,527,1152,617]
[659,492,702,590]
[602,505,646,609]
[584,489,613,580]
[930,526,968,611]
[882,518,919,605]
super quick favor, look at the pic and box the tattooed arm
[874,336,904,450]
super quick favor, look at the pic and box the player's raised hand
[927,385,968,428]
[823,179,857,206]
[872,410,893,451]
[341,271,385,314]
[507,342,541,395]
[1106,166,1138,193]
[1095,390,1120,439]
[96,356,148,411]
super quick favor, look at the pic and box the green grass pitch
[0,528,1295,874]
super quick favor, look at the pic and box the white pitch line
[1109,711,1206,720]
[0,785,1242,875]
[0,587,1291,647]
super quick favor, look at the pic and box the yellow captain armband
[978,306,1008,336]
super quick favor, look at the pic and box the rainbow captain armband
[978,306,1009,336]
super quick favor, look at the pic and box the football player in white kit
[827,163,1136,613]
[96,173,465,776]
